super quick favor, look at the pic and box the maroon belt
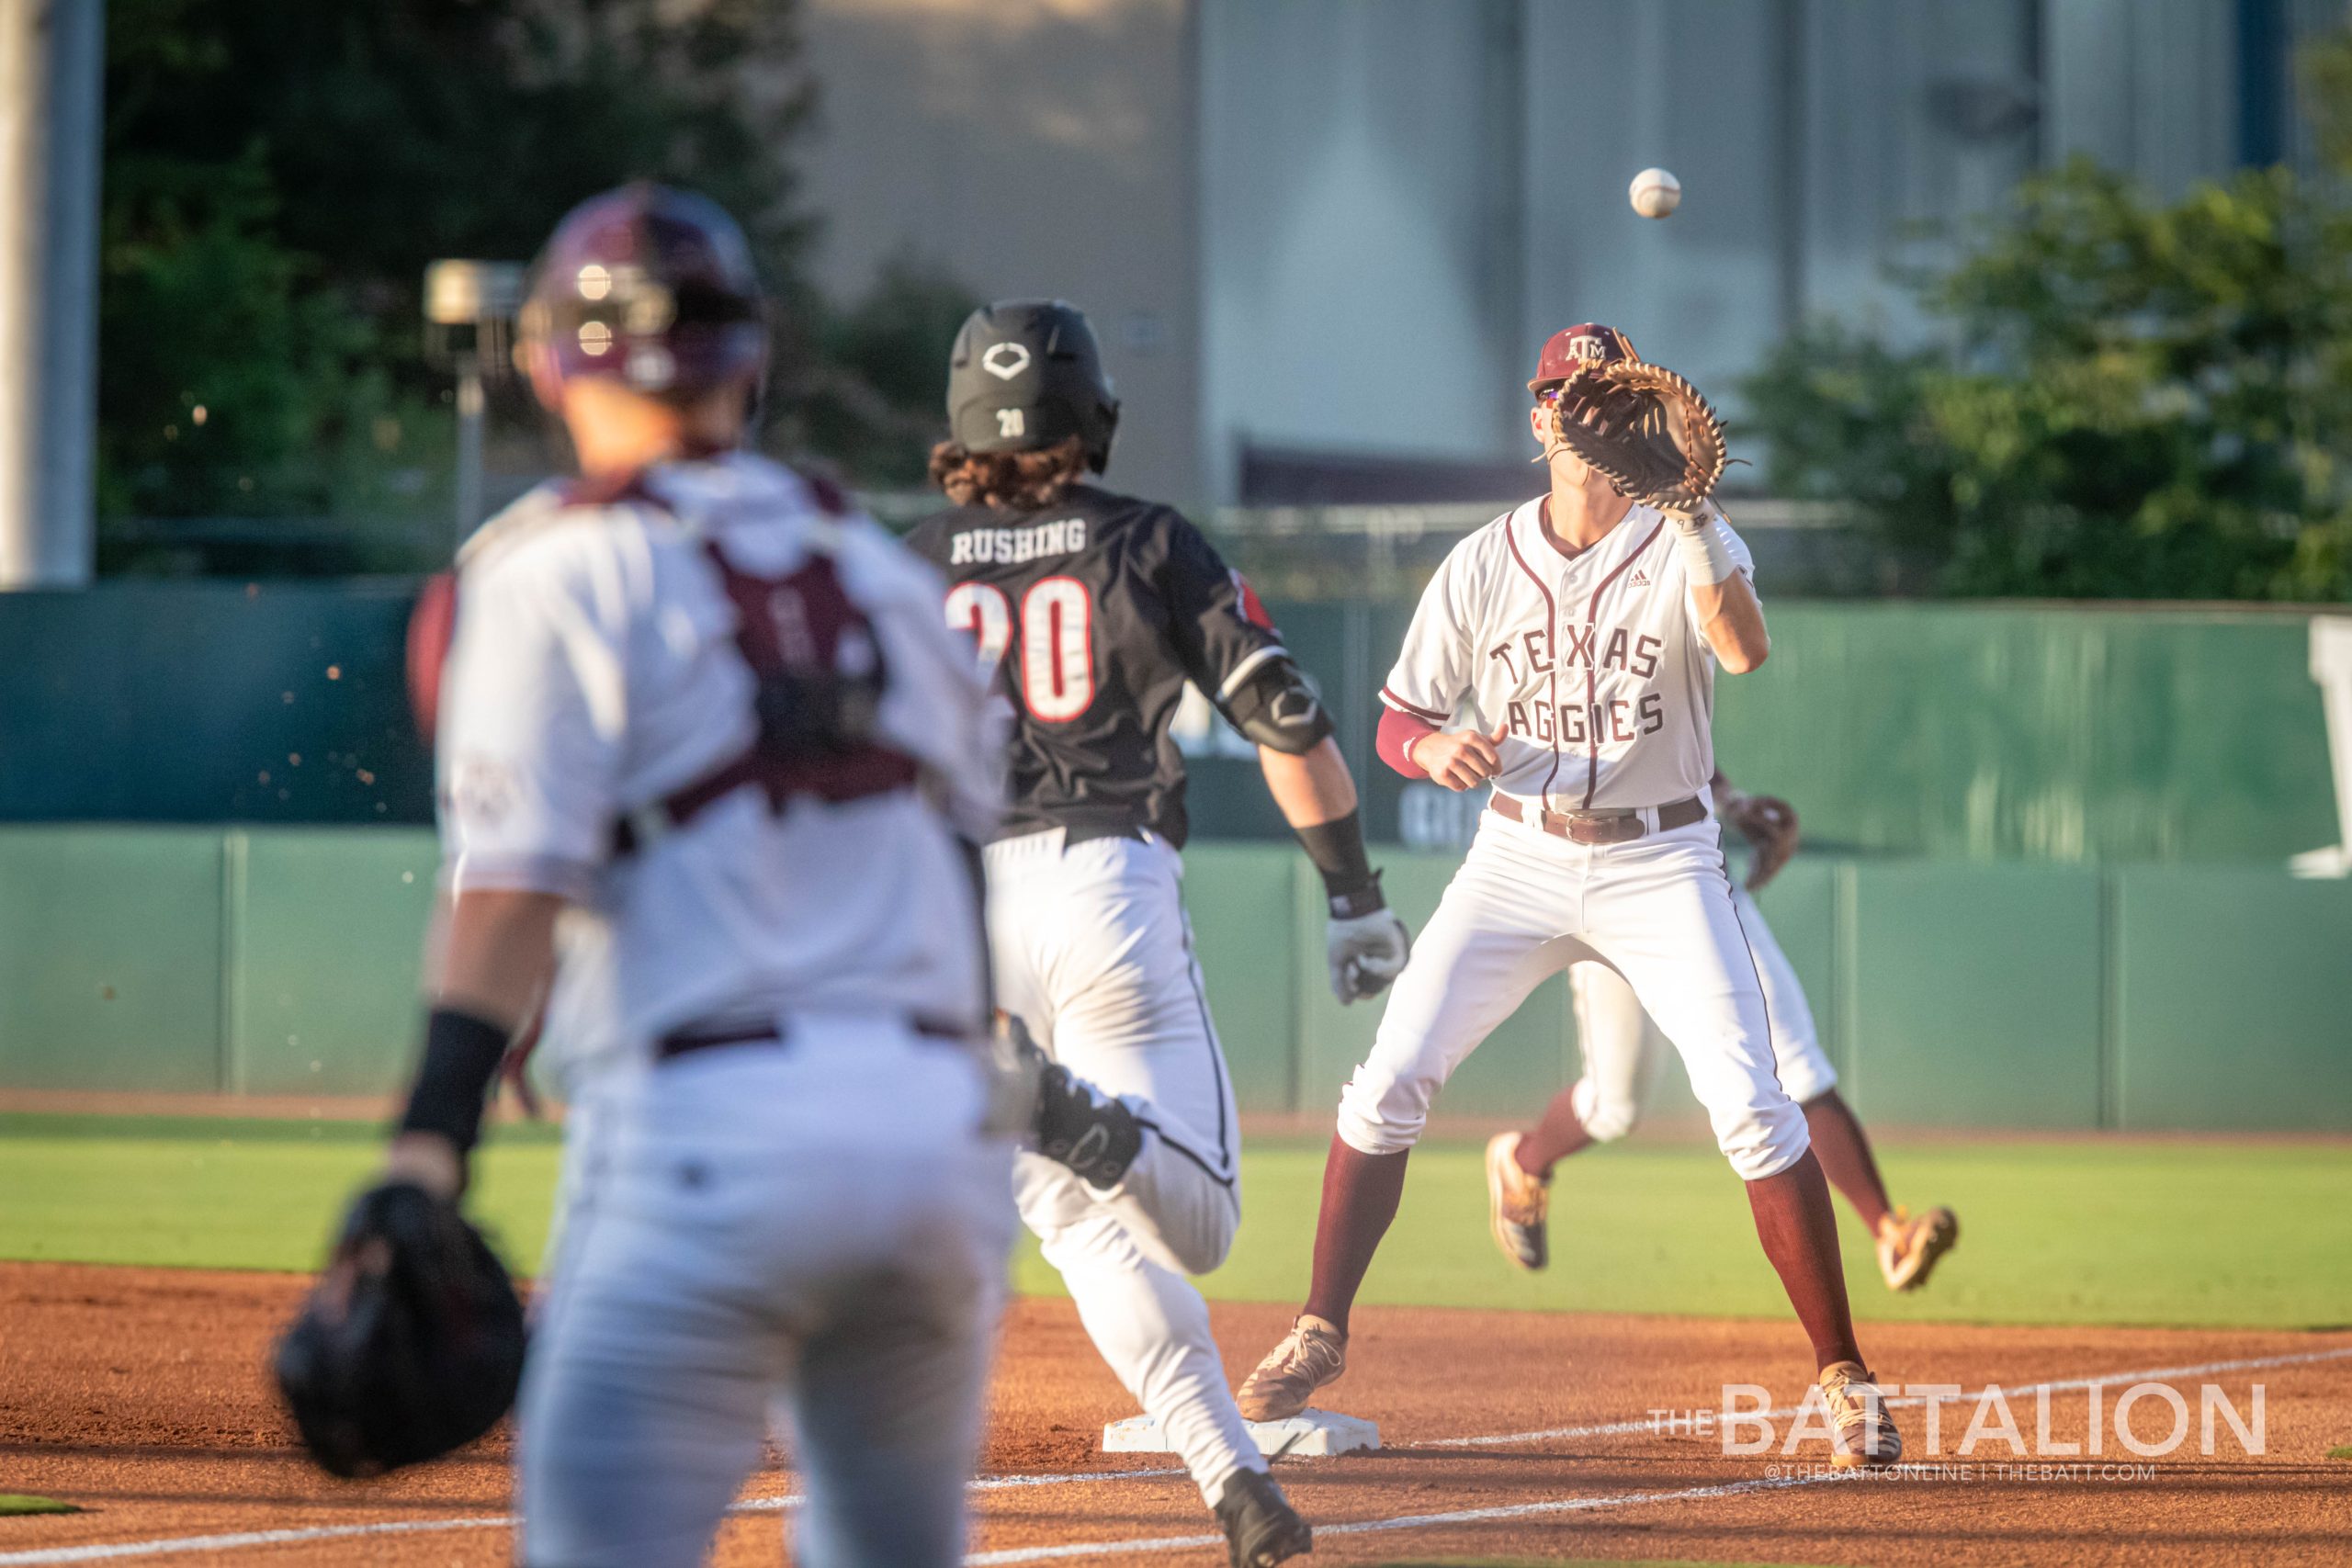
[1488,793,1707,845]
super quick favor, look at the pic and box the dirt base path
[3,1263,2347,1565]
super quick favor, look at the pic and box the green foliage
[96,140,443,532]
[1741,158,2352,601]
[98,0,967,566]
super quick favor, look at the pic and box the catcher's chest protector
[654,537,918,824]
[411,468,921,852]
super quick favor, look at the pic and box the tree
[1743,160,2352,601]
[1742,35,2352,604]
[97,0,970,568]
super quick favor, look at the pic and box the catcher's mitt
[273,1180,526,1478]
[1545,360,1728,513]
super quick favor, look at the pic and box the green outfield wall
[1,586,2344,866]
[1,826,2343,1132]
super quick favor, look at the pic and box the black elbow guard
[1221,654,1335,755]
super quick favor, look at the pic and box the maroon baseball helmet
[519,183,767,399]
[1528,322,1638,393]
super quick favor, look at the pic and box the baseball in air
[1630,167,1681,219]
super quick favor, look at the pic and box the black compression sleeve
[397,1008,511,1154]
[1294,810,1384,915]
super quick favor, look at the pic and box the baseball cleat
[1213,1465,1312,1567]
[1816,1360,1903,1468]
[1484,1131,1551,1270]
[1237,1314,1347,1422]
[1875,1204,1959,1292]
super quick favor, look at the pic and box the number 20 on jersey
[946,579,1094,722]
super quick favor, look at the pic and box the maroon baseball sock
[1299,1135,1409,1335]
[1801,1090,1894,1234]
[1512,1087,1595,1178]
[1745,1149,1864,1371]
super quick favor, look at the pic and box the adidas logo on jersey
[1630,570,1650,586]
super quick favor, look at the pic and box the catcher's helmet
[1528,322,1637,393]
[519,183,767,400]
[946,300,1120,471]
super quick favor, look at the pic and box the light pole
[0,0,105,588]
[423,260,524,552]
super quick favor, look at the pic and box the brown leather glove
[1726,793,1800,891]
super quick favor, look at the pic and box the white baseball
[1630,167,1680,220]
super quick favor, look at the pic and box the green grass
[0,1495,79,1516]
[1,1113,2346,1328]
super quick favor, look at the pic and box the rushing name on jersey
[906,485,1284,847]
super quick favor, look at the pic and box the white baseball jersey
[435,452,999,1092]
[1379,497,1753,812]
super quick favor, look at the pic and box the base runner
[388,186,1014,1567]
[909,300,1412,1568]
[1488,773,1960,1290]
[1238,324,1904,1469]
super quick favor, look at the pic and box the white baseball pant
[985,827,1260,1506]
[517,1019,1015,1568]
[1337,805,1811,1181]
[1568,881,1837,1140]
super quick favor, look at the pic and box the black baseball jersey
[907,484,1286,848]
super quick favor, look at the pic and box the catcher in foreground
[278,184,1015,1568]
[1239,323,1905,1471]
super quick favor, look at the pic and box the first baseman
[909,299,1412,1568]
[1238,323,1904,1469]
[393,185,1015,1568]
[1488,770,1960,1291]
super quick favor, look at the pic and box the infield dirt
[2,1263,2346,1565]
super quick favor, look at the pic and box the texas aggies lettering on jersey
[906,485,1285,846]
[1378,494,1753,813]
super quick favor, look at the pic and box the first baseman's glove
[1327,889,1411,1004]
[273,1180,526,1478]
[1545,359,1728,515]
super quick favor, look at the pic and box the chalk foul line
[0,1470,1189,1566]
[965,1472,1848,1564]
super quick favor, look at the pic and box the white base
[1102,1408,1380,1458]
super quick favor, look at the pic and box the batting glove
[1326,882,1410,1004]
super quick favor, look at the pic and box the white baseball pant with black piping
[517,1019,1015,1568]
[985,826,1261,1507]
[1337,802,1812,1181]
[1566,880,1837,1141]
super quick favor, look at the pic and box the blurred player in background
[392,184,1012,1568]
[1239,323,1904,1470]
[909,299,1411,1567]
[1488,771,1959,1291]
